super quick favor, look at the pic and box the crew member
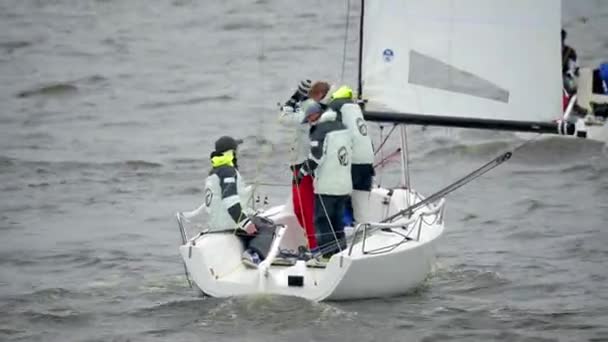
[297,102,352,258]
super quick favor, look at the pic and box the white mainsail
[361,0,562,123]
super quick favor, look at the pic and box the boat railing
[347,198,445,256]
[176,212,188,245]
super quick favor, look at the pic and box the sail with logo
[358,0,587,136]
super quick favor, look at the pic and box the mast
[357,0,364,99]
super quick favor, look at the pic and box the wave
[221,20,273,32]
[178,186,202,195]
[197,295,358,331]
[47,249,143,270]
[16,83,78,98]
[268,44,319,53]
[100,120,147,128]
[0,40,31,53]
[515,198,568,215]
[123,160,162,169]
[1,288,87,314]
[27,182,50,188]
[432,265,510,295]
[16,75,108,99]
[422,141,512,160]
[21,309,91,324]
[168,157,199,165]
[423,302,601,340]
[460,213,479,222]
[509,138,605,165]
[0,248,143,272]
[131,298,208,317]
[0,251,38,267]
[13,288,81,304]
[0,155,14,168]
[0,156,164,172]
[139,94,233,109]
[561,163,598,174]
[0,328,25,337]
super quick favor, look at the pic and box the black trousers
[346,164,375,222]
[235,216,276,259]
[351,163,375,191]
[314,194,348,256]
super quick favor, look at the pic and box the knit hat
[301,102,323,124]
[297,79,312,98]
[214,136,243,153]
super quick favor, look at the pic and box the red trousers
[292,172,316,249]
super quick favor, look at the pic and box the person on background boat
[591,62,608,95]
[327,85,375,224]
[193,136,276,268]
[562,28,579,96]
[296,102,352,259]
[278,79,317,249]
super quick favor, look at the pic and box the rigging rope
[404,126,411,189]
[378,125,385,185]
[374,124,397,155]
[250,5,273,212]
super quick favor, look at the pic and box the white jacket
[182,166,254,232]
[278,103,311,166]
[304,110,353,196]
[336,103,374,165]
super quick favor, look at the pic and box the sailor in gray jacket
[279,80,310,169]
[278,80,318,249]
[183,136,275,267]
[278,79,313,173]
[296,102,353,257]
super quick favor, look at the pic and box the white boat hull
[178,188,445,301]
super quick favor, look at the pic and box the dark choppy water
[1,1,607,341]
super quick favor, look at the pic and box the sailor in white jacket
[327,86,375,223]
[296,102,352,257]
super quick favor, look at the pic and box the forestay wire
[339,0,351,83]
[250,3,272,209]
[382,134,543,223]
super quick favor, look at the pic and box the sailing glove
[294,171,305,185]
[238,217,258,234]
[285,79,312,106]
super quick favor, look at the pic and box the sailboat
[175,0,585,301]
